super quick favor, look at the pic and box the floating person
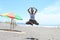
[26,7,39,25]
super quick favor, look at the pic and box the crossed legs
[26,19,39,25]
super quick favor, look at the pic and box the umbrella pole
[10,18,14,30]
[12,19,15,30]
[10,18,16,30]
[10,19,12,30]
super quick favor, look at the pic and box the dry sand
[0,23,60,40]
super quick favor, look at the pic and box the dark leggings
[26,19,39,25]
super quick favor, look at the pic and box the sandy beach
[0,23,60,40]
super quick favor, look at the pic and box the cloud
[36,14,60,23]
[35,0,60,25]
[40,1,60,14]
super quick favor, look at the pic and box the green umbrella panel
[15,14,23,20]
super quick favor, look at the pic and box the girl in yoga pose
[26,7,39,25]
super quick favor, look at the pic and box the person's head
[31,7,34,14]
[28,7,37,14]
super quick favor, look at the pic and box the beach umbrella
[0,13,23,30]
[1,13,22,20]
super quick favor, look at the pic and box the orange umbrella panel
[7,13,15,19]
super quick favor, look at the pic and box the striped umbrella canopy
[1,13,22,20]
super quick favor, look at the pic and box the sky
[0,0,60,26]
